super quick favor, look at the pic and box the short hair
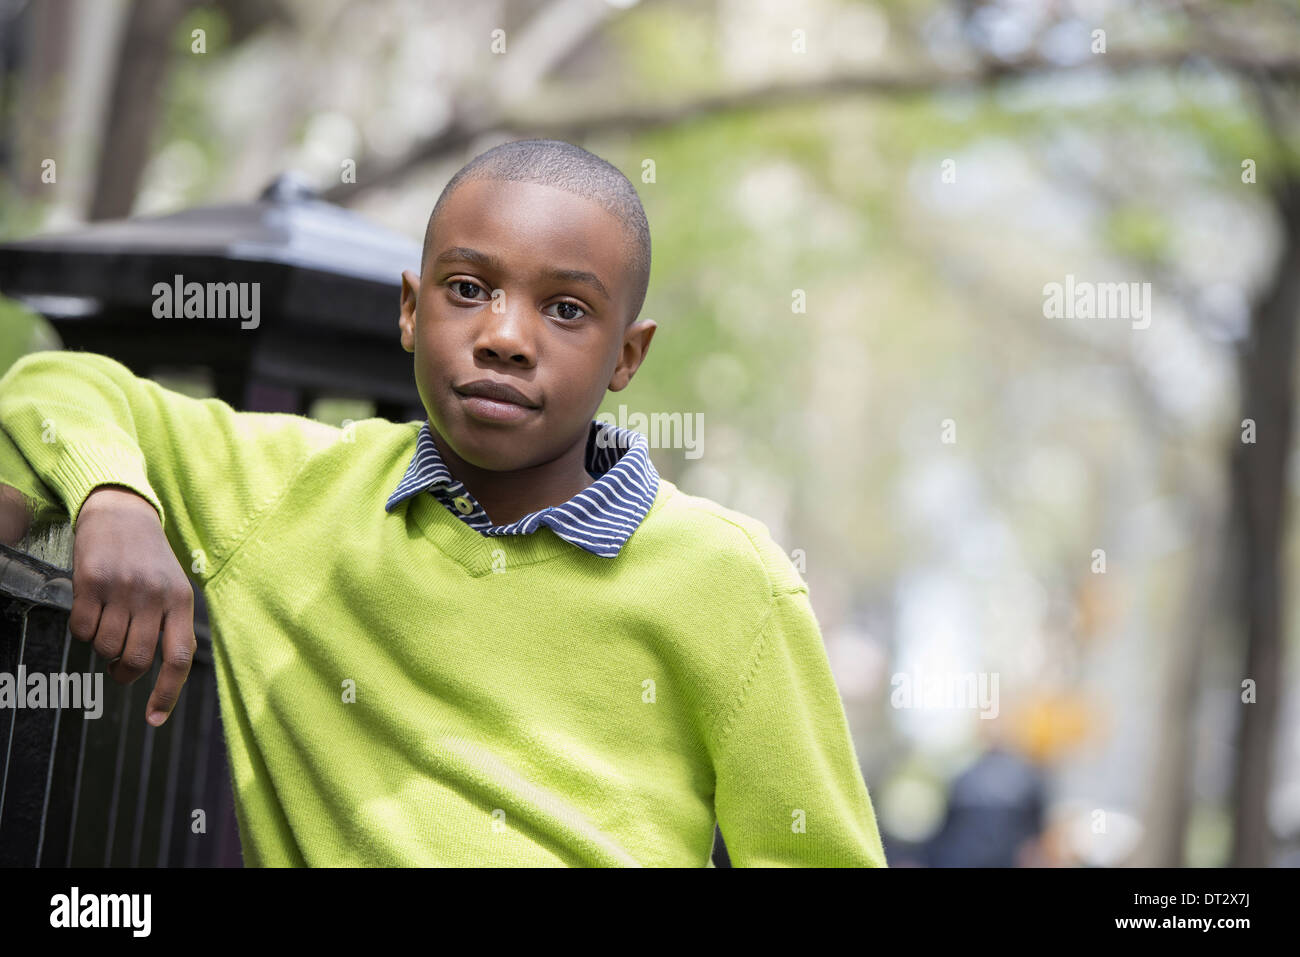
[422,138,651,326]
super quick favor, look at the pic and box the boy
[0,138,887,867]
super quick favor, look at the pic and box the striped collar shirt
[384,419,660,559]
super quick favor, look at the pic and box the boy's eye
[450,280,487,299]
[548,302,586,322]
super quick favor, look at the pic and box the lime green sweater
[0,350,887,867]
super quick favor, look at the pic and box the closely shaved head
[422,138,651,325]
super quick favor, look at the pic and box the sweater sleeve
[0,413,67,534]
[0,349,341,581]
[711,586,888,867]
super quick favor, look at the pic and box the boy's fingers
[146,610,196,727]
[92,604,130,665]
[108,609,161,685]
[68,593,103,644]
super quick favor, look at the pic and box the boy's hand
[71,485,197,727]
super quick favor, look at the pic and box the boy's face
[399,179,655,472]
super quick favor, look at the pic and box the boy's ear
[608,318,657,392]
[399,269,419,353]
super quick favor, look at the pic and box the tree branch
[324,45,1300,204]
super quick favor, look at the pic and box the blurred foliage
[1103,206,1174,263]
[0,295,58,371]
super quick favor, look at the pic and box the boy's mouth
[453,378,541,424]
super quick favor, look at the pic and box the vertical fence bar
[0,603,28,861]
[35,623,72,866]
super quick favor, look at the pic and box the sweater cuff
[48,442,166,530]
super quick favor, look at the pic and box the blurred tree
[89,0,192,220]
[89,0,290,219]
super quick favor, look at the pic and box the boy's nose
[472,302,535,366]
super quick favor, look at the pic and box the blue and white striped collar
[385,419,660,559]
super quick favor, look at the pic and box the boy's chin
[437,422,546,472]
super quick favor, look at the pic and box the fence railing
[0,532,242,866]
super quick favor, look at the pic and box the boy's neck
[426,424,593,526]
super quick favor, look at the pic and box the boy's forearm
[0,410,70,545]
[0,350,166,530]
[0,348,345,584]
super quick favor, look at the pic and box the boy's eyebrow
[434,246,611,301]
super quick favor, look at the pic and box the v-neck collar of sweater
[387,419,661,559]
[406,470,677,576]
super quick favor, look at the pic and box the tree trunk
[1227,176,1300,867]
[87,0,189,221]
[1132,487,1225,866]
[7,0,75,197]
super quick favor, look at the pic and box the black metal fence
[0,535,241,866]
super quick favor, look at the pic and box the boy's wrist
[81,484,160,523]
